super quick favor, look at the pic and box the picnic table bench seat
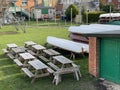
[27,50,37,56]
[14,59,23,67]
[2,49,9,54]
[7,53,15,59]
[38,56,50,63]
[47,67,55,74]
[47,62,60,71]
[21,68,34,78]
[72,63,82,77]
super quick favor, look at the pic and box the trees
[100,4,115,13]
[65,4,79,21]
[102,4,114,13]
[99,0,115,13]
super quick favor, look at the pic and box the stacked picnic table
[2,41,81,85]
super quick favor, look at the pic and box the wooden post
[55,8,56,24]
[110,5,112,21]
[86,10,89,24]
[36,9,38,25]
[65,19,66,26]
[71,8,72,25]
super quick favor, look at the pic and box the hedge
[82,11,105,23]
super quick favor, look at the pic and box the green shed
[100,38,120,83]
[84,25,120,84]
[68,24,120,84]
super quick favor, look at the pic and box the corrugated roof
[68,24,120,37]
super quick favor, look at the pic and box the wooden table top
[28,59,48,70]
[43,49,60,56]
[32,44,46,50]
[19,52,35,60]
[7,43,18,48]
[12,46,26,53]
[24,41,36,46]
[53,55,73,65]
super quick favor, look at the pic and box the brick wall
[89,37,99,77]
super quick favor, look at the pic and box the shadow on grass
[53,48,88,60]
[0,53,98,90]
[0,72,98,90]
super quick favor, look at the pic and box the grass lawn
[0,25,98,90]
[25,20,80,27]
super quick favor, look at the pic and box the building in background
[0,0,100,20]
[33,0,56,20]
[102,0,120,10]
[59,0,99,13]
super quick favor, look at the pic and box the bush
[82,11,105,23]
[65,4,79,21]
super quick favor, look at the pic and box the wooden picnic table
[43,49,60,59]
[31,44,46,55]
[28,59,53,83]
[19,52,35,65]
[52,55,81,85]
[11,46,27,58]
[24,41,36,49]
[53,55,73,68]
[7,43,18,51]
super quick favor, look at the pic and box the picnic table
[31,44,46,55]
[19,52,35,65]
[43,49,60,59]
[28,59,54,83]
[24,41,36,49]
[53,55,73,68]
[11,46,27,58]
[7,43,18,51]
[52,55,81,85]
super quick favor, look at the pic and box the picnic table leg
[56,74,60,85]
[70,52,75,59]
[81,48,85,57]
[74,70,79,81]
[31,77,36,84]
[77,68,82,77]
[53,73,61,85]
[31,70,38,83]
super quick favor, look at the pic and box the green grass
[0,25,97,90]
[25,20,80,27]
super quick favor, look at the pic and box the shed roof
[68,24,120,37]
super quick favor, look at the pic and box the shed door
[100,38,120,83]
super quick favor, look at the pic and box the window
[22,0,28,6]
[118,0,120,2]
